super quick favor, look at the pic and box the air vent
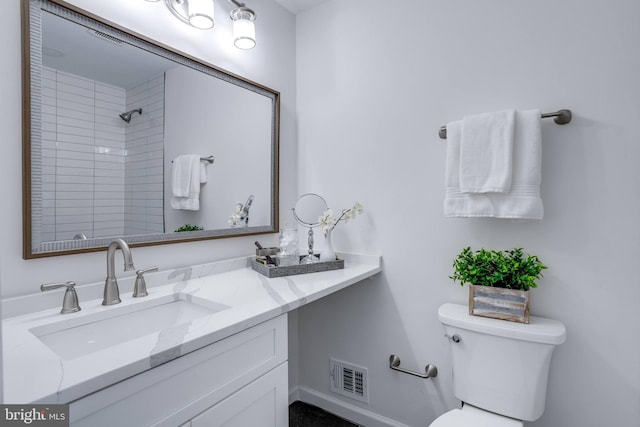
[329,358,368,403]
[88,29,124,46]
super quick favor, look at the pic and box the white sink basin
[29,294,229,360]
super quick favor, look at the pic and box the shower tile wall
[40,67,165,242]
[41,67,125,241]
[124,76,165,236]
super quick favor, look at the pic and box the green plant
[450,247,547,291]
[175,224,204,232]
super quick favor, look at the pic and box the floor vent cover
[329,358,368,403]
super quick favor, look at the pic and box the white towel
[444,109,543,219]
[444,120,463,190]
[459,109,515,193]
[200,162,208,184]
[171,154,203,211]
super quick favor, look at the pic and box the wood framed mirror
[22,0,280,258]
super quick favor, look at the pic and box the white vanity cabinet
[69,315,288,427]
[187,363,288,427]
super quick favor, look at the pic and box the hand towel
[200,162,208,184]
[444,109,543,219]
[171,154,202,211]
[459,109,515,193]
[444,120,463,190]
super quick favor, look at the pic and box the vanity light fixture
[188,0,215,29]
[161,0,256,49]
[165,0,215,30]
[229,0,256,50]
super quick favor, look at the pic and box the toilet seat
[430,405,523,427]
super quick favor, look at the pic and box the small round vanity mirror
[292,193,328,263]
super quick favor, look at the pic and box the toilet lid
[430,407,523,427]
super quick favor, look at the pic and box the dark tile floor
[289,401,360,427]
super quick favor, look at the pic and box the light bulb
[233,19,256,49]
[188,0,214,29]
[231,8,256,50]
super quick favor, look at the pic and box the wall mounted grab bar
[389,354,438,379]
[438,108,572,139]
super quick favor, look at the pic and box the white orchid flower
[228,213,240,225]
[352,201,363,215]
[319,202,364,231]
[229,202,245,225]
[318,209,336,232]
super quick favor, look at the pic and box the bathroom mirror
[22,0,280,258]
[292,193,328,263]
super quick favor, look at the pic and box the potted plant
[450,247,547,324]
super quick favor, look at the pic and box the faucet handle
[133,266,158,298]
[41,281,81,314]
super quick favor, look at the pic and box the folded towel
[200,162,208,184]
[444,109,543,219]
[444,120,463,190]
[171,154,203,211]
[459,109,515,193]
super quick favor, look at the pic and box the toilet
[431,303,566,426]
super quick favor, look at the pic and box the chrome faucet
[103,239,135,306]
[41,281,81,314]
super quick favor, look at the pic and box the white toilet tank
[438,303,566,422]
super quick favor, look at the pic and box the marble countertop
[2,254,381,404]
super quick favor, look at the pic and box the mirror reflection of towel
[171,154,202,211]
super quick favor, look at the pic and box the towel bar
[438,109,572,139]
[171,155,215,164]
[389,354,438,379]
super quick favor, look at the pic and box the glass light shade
[231,8,256,50]
[188,0,214,29]
[233,19,256,49]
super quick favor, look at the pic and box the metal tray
[250,257,344,278]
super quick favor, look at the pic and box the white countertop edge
[1,256,251,319]
[2,254,380,319]
[3,253,381,404]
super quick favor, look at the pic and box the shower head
[119,108,142,123]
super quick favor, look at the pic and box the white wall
[295,1,640,426]
[163,66,272,231]
[0,0,297,299]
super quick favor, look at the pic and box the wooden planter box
[469,285,530,324]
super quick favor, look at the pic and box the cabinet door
[191,362,288,427]
[70,315,287,427]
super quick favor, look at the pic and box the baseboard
[289,386,301,405]
[289,386,412,427]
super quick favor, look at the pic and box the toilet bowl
[430,404,522,427]
[430,303,566,426]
